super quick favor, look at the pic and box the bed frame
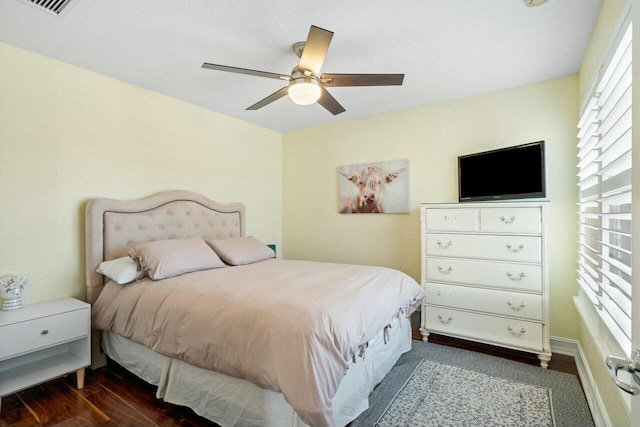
[85,190,245,368]
[85,190,412,426]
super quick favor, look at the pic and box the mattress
[102,315,411,427]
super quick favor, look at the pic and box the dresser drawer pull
[506,301,526,311]
[505,243,525,253]
[506,272,526,281]
[500,215,516,224]
[436,240,453,249]
[507,326,526,337]
[437,314,453,324]
[443,215,456,221]
[437,266,453,275]
[41,330,49,335]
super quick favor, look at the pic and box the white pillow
[96,256,142,284]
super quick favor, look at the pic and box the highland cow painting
[338,159,409,214]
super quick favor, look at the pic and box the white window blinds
[577,23,632,355]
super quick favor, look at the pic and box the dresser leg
[537,353,551,369]
[419,328,430,342]
[76,367,85,389]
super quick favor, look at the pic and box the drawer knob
[507,326,526,337]
[443,215,456,221]
[437,265,453,275]
[506,301,526,311]
[437,314,453,324]
[436,240,453,249]
[500,215,516,224]
[41,330,49,335]
[505,243,525,253]
[506,272,526,281]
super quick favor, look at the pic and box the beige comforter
[92,259,424,427]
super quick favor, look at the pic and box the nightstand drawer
[425,208,478,232]
[0,309,88,360]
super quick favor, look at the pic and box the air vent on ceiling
[23,0,74,15]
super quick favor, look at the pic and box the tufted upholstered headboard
[85,190,245,305]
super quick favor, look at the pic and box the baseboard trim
[577,341,610,427]
[550,336,611,427]
[550,336,579,356]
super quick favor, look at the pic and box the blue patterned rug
[350,340,593,427]
[376,359,554,427]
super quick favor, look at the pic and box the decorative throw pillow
[96,256,143,285]
[206,236,275,266]
[128,237,225,280]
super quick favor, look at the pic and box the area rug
[350,340,594,427]
[376,359,554,427]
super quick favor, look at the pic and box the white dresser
[419,202,551,368]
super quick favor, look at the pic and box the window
[576,22,632,354]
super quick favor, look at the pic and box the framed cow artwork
[338,159,409,214]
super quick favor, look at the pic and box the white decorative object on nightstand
[419,202,551,368]
[0,274,27,311]
[0,297,90,411]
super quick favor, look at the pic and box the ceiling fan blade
[320,73,405,87]
[318,86,345,115]
[298,25,334,76]
[202,63,290,81]
[246,86,289,110]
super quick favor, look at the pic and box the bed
[85,190,423,427]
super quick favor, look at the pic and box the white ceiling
[0,0,601,132]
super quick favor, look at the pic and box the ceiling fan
[201,25,405,115]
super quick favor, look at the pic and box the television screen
[458,141,546,202]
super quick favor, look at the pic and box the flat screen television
[458,141,546,202]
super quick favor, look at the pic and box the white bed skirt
[102,315,411,427]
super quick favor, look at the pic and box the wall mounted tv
[458,141,546,202]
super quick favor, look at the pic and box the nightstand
[0,297,90,412]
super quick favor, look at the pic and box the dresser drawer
[425,233,541,263]
[0,308,89,360]
[426,282,543,320]
[480,208,542,234]
[425,258,542,293]
[425,307,543,352]
[425,208,478,232]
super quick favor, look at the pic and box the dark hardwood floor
[0,335,580,427]
[0,359,218,427]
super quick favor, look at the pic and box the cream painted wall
[283,75,579,340]
[0,42,282,304]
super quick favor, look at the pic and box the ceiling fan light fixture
[288,77,321,105]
